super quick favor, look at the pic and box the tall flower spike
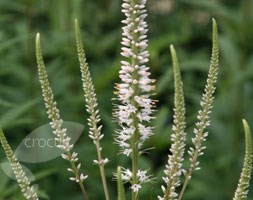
[0,128,39,200]
[159,45,186,200]
[178,18,219,200]
[75,19,110,200]
[114,0,155,198]
[35,33,89,200]
[233,119,252,200]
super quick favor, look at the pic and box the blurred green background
[0,0,253,199]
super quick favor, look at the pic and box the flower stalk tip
[233,119,252,200]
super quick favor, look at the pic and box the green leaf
[0,99,39,128]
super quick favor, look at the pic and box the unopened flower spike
[114,0,156,197]
[0,128,39,200]
[159,45,186,200]
[75,19,110,200]
[35,33,89,200]
[178,18,219,200]
[233,119,252,200]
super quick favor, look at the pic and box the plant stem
[131,121,139,200]
[117,166,126,200]
[178,107,209,200]
[130,48,140,199]
[129,0,145,198]
[67,151,89,200]
[178,131,205,200]
[95,140,110,200]
[178,154,196,200]
[131,42,140,200]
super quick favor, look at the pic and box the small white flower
[70,177,77,182]
[67,168,74,172]
[131,184,141,192]
[138,124,153,143]
[61,153,69,160]
[77,163,81,170]
[123,148,132,156]
[80,173,88,182]
[121,168,132,181]
[137,170,149,183]
[158,196,165,200]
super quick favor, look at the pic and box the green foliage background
[0,0,253,199]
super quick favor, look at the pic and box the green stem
[66,152,89,200]
[178,113,208,200]
[95,140,110,200]
[117,166,126,200]
[129,0,142,199]
[178,153,197,200]
[131,126,139,200]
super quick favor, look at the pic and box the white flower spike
[114,0,156,198]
